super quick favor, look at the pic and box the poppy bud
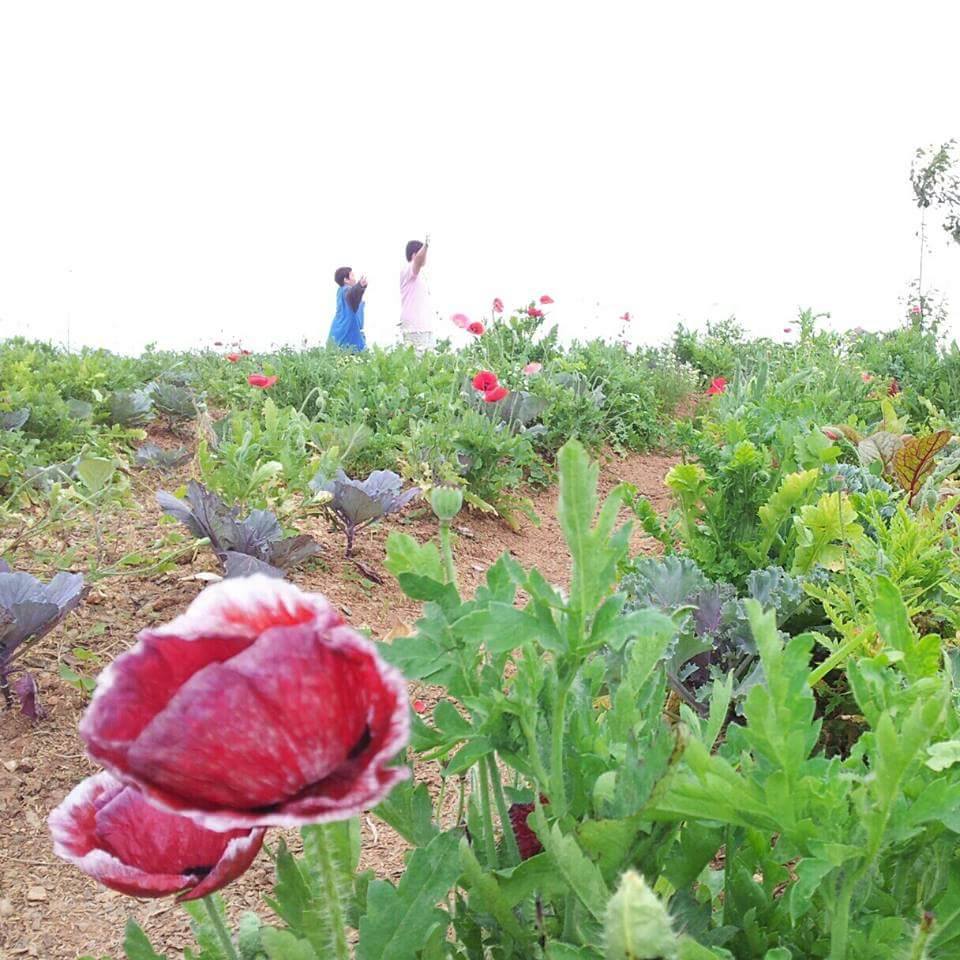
[430,485,464,522]
[604,870,679,959]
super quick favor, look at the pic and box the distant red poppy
[523,362,542,375]
[539,295,554,304]
[226,353,241,363]
[888,378,901,396]
[472,370,499,392]
[492,298,504,314]
[527,306,544,319]
[706,376,727,396]
[413,700,427,714]
[248,374,278,389]
[451,313,471,330]
[468,321,485,336]
[483,385,508,403]
[509,795,549,860]
[620,312,631,323]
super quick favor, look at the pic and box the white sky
[1,2,958,354]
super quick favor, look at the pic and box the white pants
[402,330,435,355]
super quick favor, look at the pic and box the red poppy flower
[412,700,427,714]
[468,321,486,336]
[226,353,241,363]
[79,576,410,831]
[248,374,278,388]
[619,312,631,323]
[451,313,471,330]
[49,772,265,901]
[483,385,508,403]
[472,370,499,392]
[492,298,504,314]
[888,378,901,396]
[527,306,544,319]
[509,795,549,860]
[706,376,727,396]
[523,362,542,375]
[539,295,554,305]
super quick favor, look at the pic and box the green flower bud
[604,870,679,960]
[430,485,464,522]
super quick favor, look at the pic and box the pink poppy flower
[79,576,410,831]
[451,313,472,330]
[539,295,554,305]
[483,386,509,403]
[619,312,631,323]
[492,298,504,314]
[49,772,264,901]
[226,353,241,363]
[527,306,544,319]
[472,370,499,392]
[523,362,542,375]
[248,374,278,388]
[706,376,727,396]
[468,321,486,336]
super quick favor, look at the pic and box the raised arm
[346,277,368,311]
[411,239,429,277]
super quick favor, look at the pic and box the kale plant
[0,408,29,431]
[620,555,810,713]
[0,563,87,719]
[135,444,191,471]
[313,469,419,556]
[157,481,321,578]
[148,382,198,424]
[108,388,154,427]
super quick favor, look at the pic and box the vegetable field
[4,306,960,959]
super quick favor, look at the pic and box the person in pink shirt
[399,235,434,353]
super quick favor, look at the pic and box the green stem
[520,716,551,788]
[313,826,351,960]
[477,763,500,868]
[550,675,572,812]
[438,520,458,588]
[808,632,865,687]
[202,896,239,960]
[828,873,855,960]
[486,754,520,866]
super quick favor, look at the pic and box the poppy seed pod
[430,485,464,522]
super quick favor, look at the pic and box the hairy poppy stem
[202,896,239,960]
[485,755,520,866]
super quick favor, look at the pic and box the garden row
[5,305,960,957]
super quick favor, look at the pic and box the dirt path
[0,450,676,959]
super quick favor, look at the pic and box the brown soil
[0,448,676,959]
